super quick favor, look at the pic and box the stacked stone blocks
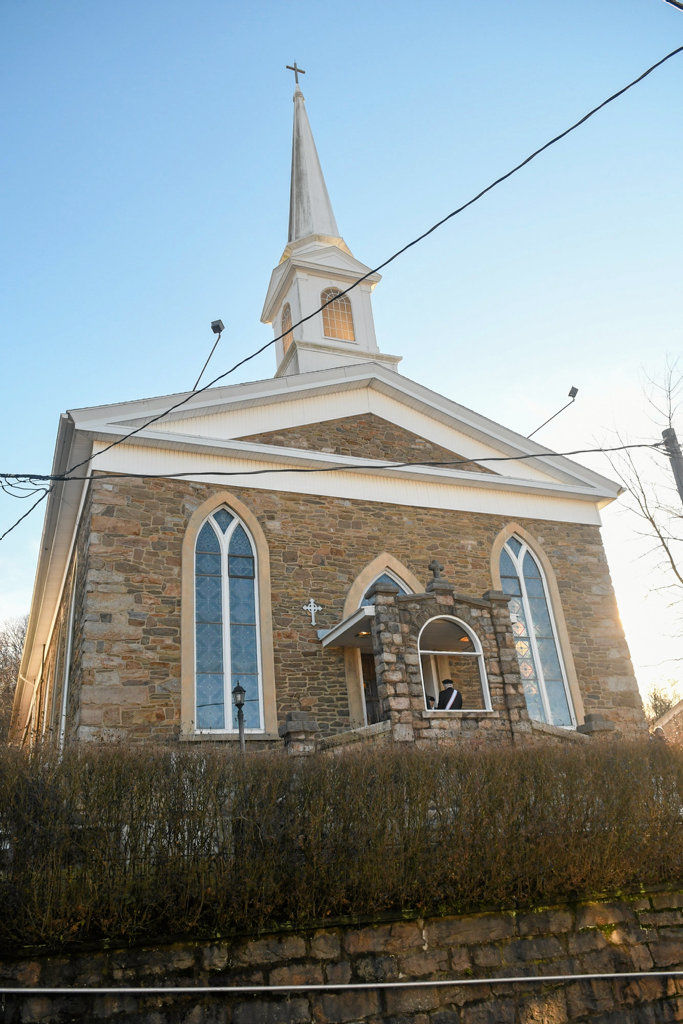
[2,890,681,1022]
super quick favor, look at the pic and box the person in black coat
[436,678,463,710]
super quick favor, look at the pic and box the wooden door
[360,652,383,725]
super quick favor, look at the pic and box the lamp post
[232,683,246,755]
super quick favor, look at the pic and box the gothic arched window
[321,287,355,342]
[281,303,293,355]
[194,508,262,732]
[499,536,575,727]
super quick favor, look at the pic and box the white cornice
[68,362,621,496]
[80,427,618,503]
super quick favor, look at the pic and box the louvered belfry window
[281,302,293,354]
[321,287,355,342]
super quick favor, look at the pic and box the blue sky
[1,1,682,696]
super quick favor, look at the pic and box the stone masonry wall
[64,472,643,743]
[2,890,681,1023]
[240,413,494,473]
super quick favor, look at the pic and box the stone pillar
[482,589,531,742]
[367,580,414,743]
[278,711,319,756]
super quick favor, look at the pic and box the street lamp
[232,682,246,755]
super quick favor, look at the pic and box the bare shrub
[0,741,680,951]
[0,615,27,743]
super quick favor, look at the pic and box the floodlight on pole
[527,387,579,440]
[193,320,226,392]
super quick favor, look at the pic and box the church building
[10,77,646,750]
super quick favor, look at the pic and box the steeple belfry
[261,70,401,378]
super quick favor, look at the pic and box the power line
[1,44,681,543]
[0,442,665,486]
[0,491,50,543]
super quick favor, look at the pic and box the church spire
[287,74,340,245]
[261,68,401,378]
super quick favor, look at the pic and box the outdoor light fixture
[528,385,580,439]
[356,630,370,637]
[232,682,246,755]
[193,320,227,390]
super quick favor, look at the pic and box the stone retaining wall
[2,890,681,1023]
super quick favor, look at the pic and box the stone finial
[278,710,320,756]
[426,559,454,594]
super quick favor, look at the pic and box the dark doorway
[360,652,383,725]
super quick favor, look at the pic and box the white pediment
[70,362,620,499]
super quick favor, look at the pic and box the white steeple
[261,72,400,378]
[288,83,340,245]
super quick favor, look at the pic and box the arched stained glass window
[321,287,355,342]
[499,537,575,727]
[195,509,262,732]
[281,303,293,355]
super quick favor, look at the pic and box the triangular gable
[238,413,495,474]
[69,361,620,496]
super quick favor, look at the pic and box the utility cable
[0,491,50,543]
[1,44,681,543]
[0,441,665,486]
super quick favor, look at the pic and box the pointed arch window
[499,536,575,728]
[360,570,410,606]
[281,303,293,355]
[321,287,355,342]
[194,508,263,732]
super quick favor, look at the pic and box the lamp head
[211,319,225,335]
[232,682,246,708]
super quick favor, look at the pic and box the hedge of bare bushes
[0,741,680,951]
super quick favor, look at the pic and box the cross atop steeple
[286,61,306,86]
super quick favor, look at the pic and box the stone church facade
[11,80,645,749]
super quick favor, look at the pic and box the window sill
[179,732,280,743]
[422,709,499,718]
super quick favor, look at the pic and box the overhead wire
[1,44,681,544]
[0,441,666,486]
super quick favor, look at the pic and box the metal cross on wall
[303,598,322,625]
[286,61,306,85]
